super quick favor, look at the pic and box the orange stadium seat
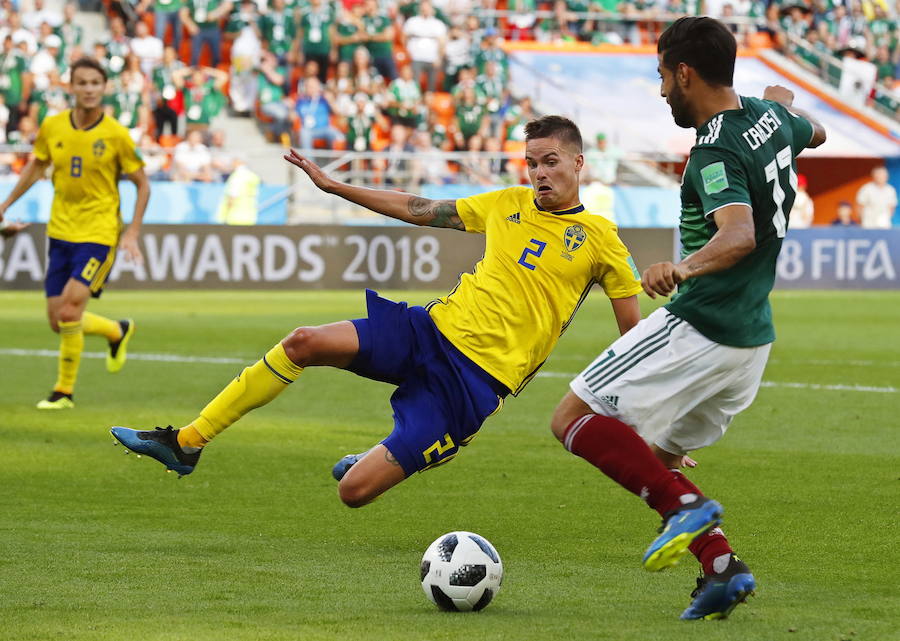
[158,134,181,148]
[504,139,527,171]
[748,32,774,49]
[428,92,455,127]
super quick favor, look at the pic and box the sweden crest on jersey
[564,225,586,252]
[93,139,106,158]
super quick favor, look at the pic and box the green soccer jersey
[184,79,221,125]
[346,111,373,151]
[300,7,335,56]
[155,0,184,10]
[185,0,226,28]
[0,50,28,105]
[457,101,486,139]
[666,96,814,347]
[257,66,286,104]
[110,89,143,129]
[363,13,392,58]
[336,18,360,61]
[259,11,297,55]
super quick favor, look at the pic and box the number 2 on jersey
[764,145,797,238]
[517,239,546,271]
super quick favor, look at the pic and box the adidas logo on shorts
[599,395,619,411]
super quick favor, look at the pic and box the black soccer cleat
[681,554,756,620]
[110,425,201,476]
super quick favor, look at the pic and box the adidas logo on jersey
[506,212,521,224]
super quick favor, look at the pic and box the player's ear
[676,62,690,88]
[574,153,584,172]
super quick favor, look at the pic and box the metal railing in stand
[472,9,763,40]
[785,32,900,124]
[275,149,683,223]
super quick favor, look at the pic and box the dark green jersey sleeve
[767,101,815,155]
[687,146,752,219]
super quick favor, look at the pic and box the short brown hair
[70,57,108,83]
[524,115,583,152]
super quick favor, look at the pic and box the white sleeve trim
[704,201,752,220]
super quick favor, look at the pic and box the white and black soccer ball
[420,531,503,612]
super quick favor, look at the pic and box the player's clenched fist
[641,261,689,298]
[763,85,794,107]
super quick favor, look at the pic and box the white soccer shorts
[569,307,771,455]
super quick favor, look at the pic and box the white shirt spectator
[856,181,897,229]
[174,139,213,180]
[789,188,814,229]
[23,6,63,31]
[8,28,38,55]
[0,100,8,143]
[403,15,447,64]
[444,32,471,70]
[130,34,164,76]
[30,42,60,90]
[702,0,731,17]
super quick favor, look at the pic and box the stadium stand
[0,0,898,223]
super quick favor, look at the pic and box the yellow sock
[179,343,304,447]
[82,311,122,342]
[55,320,84,395]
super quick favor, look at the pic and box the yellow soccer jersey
[428,185,643,395]
[33,110,144,247]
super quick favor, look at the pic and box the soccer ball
[420,531,503,612]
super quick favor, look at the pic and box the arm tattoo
[407,197,465,230]
[384,449,401,466]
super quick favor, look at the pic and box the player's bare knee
[57,302,83,324]
[282,326,317,366]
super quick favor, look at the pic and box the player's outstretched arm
[642,204,755,299]
[283,148,466,230]
[0,221,29,237]
[763,85,826,149]
[0,156,50,223]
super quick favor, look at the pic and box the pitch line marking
[0,349,896,394]
[0,348,245,365]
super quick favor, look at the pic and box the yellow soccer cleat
[36,391,75,410]
[106,319,135,373]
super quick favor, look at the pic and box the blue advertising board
[776,228,898,289]
[0,180,288,225]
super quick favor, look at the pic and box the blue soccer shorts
[347,289,508,476]
[45,238,116,298]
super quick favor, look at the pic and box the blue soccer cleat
[643,497,723,572]
[331,452,364,481]
[110,425,201,477]
[681,555,756,620]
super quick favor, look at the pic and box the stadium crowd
[0,0,897,182]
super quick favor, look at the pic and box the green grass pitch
[1,289,898,641]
